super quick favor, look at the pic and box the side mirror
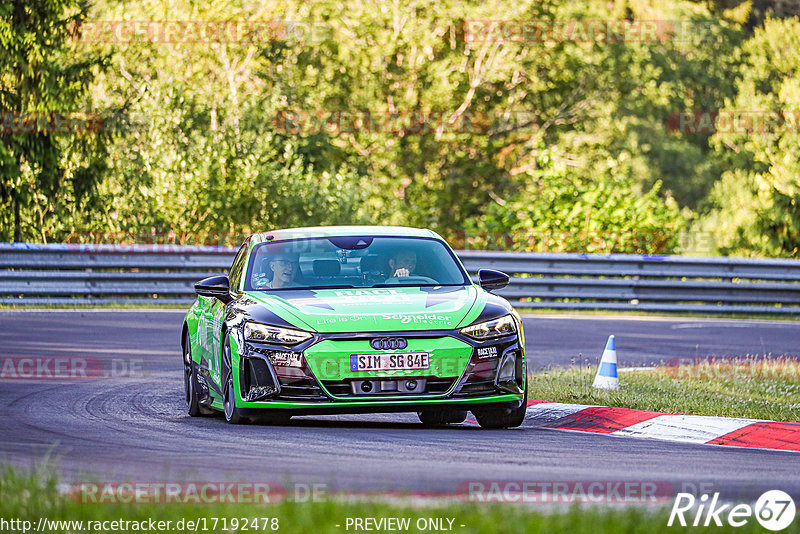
[194,275,233,303]
[478,269,510,292]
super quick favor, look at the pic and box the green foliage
[94,85,367,237]
[0,0,797,257]
[0,0,109,241]
[697,17,800,257]
[78,0,371,241]
[465,147,685,253]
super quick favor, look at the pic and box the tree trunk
[13,197,21,242]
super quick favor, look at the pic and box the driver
[255,253,301,289]
[388,249,417,278]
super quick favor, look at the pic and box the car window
[227,244,248,293]
[245,236,469,291]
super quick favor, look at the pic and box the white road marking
[524,402,594,425]
[671,322,798,329]
[611,414,759,444]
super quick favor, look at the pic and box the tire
[417,409,468,426]
[473,392,527,429]
[222,333,250,424]
[184,332,213,417]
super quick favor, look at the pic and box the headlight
[460,314,516,340]
[244,322,312,345]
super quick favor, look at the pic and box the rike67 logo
[668,490,796,531]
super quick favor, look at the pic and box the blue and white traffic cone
[592,335,619,390]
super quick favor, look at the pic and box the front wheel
[184,333,213,417]
[222,334,250,424]
[223,374,250,424]
[473,393,527,429]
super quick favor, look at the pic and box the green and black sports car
[181,226,527,428]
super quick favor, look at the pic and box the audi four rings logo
[370,337,408,350]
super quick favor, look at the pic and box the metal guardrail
[2,243,800,314]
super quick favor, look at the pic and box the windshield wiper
[261,284,358,291]
[370,283,462,288]
[302,284,358,290]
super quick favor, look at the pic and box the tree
[697,17,800,257]
[11,0,780,257]
[464,146,685,253]
[0,0,107,241]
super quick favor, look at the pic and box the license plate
[350,352,429,371]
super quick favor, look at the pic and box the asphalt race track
[1,310,799,501]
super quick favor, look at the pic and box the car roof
[250,225,440,245]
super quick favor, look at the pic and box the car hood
[243,285,484,333]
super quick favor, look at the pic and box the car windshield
[244,236,470,291]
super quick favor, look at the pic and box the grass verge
[0,465,787,534]
[530,357,800,421]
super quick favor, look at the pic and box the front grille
[246,345,327,400]
[242,357,278,401]
[276,376,326,399]
[323,381,351,396]
[457,380,496,394]
[452,355,500,397]
[321,377,457,398]
[466,358,499,380]
[426,378,455,393]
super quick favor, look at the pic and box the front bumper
[233,327,526,411]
